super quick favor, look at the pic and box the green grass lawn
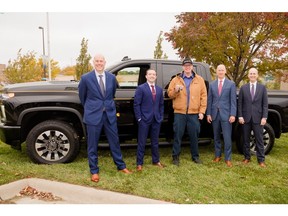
[1,133,288,204]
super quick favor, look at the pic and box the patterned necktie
[251,84,255,100]
[218,80,222,96]
[151,85,156,101]
[99,75,105,97]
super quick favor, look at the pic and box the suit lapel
[246,84,253,101]
[254,83,259,100]
[144,83,153,100]
[155,85,162,101]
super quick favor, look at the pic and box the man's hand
[238,117,245,124]
[229,116,235,123]
[198,113,204,120]
[175,84,183,93]
[207,115,212,123]
[260,118,267,126]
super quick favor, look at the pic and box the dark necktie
[218,80,222,96]
[151,85,156,101]
[251,84,255,100]
[99,75,105,97]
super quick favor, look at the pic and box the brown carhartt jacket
[167,72,207,115]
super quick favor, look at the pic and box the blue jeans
[172,113,200,160]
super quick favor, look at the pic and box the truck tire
[26,120,80,164]
[236,122,275,155]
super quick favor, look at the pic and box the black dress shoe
[172,155,179,166]
[193,158,203,164]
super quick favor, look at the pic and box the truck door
[113,64,150,140]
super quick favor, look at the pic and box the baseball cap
[182,57,193,65]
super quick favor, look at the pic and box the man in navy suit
[238,68,268,167]
[207,64,237,167]
[78,54,132,183]
[133,69,165,171]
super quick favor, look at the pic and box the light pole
[38,26,46,80]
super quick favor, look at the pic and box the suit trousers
[212,113,232,161]
[242,121,265,163]
[86,112,126,174]
[136,119,161,165]
[172,113,200,160]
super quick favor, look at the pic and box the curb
[0,178,170,204]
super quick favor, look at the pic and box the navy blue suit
[78,70,126,174]
[238,83,268,162]
[133,82,164,165]
[207,79,237,161]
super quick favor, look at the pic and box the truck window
[162,63,206,89]
[115,65,150,88]
[162,64,182,89]
[116,67,140,88]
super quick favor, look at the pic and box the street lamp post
[38,26,46,80]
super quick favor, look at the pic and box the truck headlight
[1,93,15,99]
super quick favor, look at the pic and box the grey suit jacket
[206,78,237,121]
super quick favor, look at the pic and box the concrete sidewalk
[0,178,170,204]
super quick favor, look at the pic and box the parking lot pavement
[0,178,170,204]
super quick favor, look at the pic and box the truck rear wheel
[26,120,80,164]
[236,122,275,155]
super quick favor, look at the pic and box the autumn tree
[165,13,288,86]
[154,31,168,59]
[49,59,61,79]
[62,65,76,76]
[75,38,92,80]
[4,49,61,83]
[4,49,42,83]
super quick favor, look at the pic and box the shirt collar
[95,70,105,77]
[218,78,225,82]
[181,71,195,79]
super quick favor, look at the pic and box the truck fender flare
[17,107,86,135]
[268,108,282,132]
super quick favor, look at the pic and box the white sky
[0,0,286,69]
[0,12,179,68]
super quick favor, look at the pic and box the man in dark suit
[133,69,165,171]
[207,64,237,167]
[78,54,132,183]
[238,68,268,167]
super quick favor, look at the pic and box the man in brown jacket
[168,57,207,166]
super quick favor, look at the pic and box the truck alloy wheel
[26,120,80,164]
[236,122,275,155]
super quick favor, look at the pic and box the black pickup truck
[0,58,287,164]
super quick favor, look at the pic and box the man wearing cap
[167,57,207,166]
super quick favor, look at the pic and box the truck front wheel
[26,120,80,164]
[236,122,275,155]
